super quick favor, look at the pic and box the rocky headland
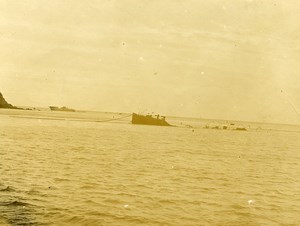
[0,92,19,109]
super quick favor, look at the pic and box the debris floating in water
[124,204,129,208]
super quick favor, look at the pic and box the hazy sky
[1,0,300,124]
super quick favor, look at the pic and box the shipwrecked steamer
[131,113,171,126]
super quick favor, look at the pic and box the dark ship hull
[49,106,75,112]
[132,113,171,126]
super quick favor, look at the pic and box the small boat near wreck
[204,123,247,131]
[132,113,171,126]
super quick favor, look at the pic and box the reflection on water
[0,109,300,225]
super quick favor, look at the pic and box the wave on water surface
[0,109,300,225]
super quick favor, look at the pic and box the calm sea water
[0,109,300,225]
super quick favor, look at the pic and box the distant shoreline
[0,107,299,127]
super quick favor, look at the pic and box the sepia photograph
[0,0,300,225]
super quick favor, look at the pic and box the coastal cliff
[0,92,18,109]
